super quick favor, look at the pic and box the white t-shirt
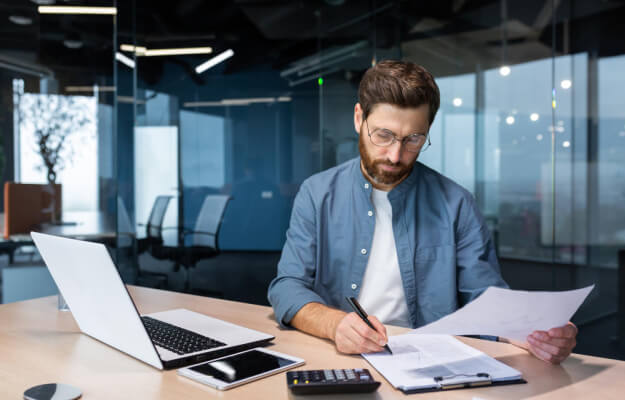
[357,188,411,327]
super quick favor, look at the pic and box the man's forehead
[365,103,430,132]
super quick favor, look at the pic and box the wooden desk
[1,286,623,399]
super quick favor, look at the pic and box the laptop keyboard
[141,316,226,355]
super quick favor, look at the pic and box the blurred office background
[0,0,623,360]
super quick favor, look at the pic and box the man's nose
[386,140,403,164]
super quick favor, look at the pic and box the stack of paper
[363,334,522,392]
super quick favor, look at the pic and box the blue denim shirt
[268,157,508,329]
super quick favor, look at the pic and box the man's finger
[548,323,577,339]
[350,315,383,345]
[528,342,562,364]
[367,316,388,342]
[347,323,383,353]
[530,334,573,350]
[528,336,570,358]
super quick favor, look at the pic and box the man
[268,60,577,364]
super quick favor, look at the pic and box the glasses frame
[365,119,431,153]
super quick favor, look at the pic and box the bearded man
[268,60,577,364]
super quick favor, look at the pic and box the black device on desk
[287,368,380,394]
[178,348,304,390]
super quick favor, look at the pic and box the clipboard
[399,371,527,394]
[361,334,526,394]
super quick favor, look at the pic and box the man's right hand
[333,312,388,354]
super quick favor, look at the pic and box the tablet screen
[189,350,297,383]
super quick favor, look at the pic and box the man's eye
[375,131,394,139]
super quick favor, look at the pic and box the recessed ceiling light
[530,113,539,122]
[560,79,572,89]
[536,134,543,141]
[499,66,510,76]
[505,116,515,125]
[562,140,571,148]
[9,15,33,25]
[452,97,462,107]
[63,33,83,49]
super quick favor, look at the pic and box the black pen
[345,296,393,355]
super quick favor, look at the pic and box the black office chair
[135,195,173,289]
[160,194,231,294]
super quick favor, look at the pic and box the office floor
[1,249,623,361]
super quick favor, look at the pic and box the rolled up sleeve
[268,181,327,328]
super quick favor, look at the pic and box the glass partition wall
[0,2,116,266]
[111,0,624,359]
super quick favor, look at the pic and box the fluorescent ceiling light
[143,47,212,57]
[116,52,135,68]
[65,85,116,92]
[120,44,147,54]
[38,6,117,15]
[117,96,146,104]
[195,49,234,74]
[184,96,292,107]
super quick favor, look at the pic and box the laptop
[31,231,274,370]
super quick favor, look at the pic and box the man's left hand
[526,322,578,364]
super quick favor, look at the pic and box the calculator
[286,368,381,394]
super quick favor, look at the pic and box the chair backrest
[146,195,172,240]
[4,182,62,238]
[192,194,231,248]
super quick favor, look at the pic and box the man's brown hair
[358,60,440,125]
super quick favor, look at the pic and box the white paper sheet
[412,285,594,342]
[363,334,521,391]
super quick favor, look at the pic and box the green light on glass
[318,77,324,86]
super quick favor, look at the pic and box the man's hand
[526,322,578,364]
[334,312,388,354]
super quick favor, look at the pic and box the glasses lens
[371,130,394,146]
[403,136,428,153]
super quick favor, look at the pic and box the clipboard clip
[433,372,492,390]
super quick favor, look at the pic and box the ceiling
[1,0,624,87]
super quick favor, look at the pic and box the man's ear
[354,103,363,135]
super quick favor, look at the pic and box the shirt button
[351,283,357,290]
[364,183,369,189]
[360,248,367,255]
[367,210,373,217]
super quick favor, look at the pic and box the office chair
[160,194,231,294]
[135,195,173,289]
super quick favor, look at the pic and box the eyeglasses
[365,119,431,153]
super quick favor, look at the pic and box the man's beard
[359,133,413,185]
